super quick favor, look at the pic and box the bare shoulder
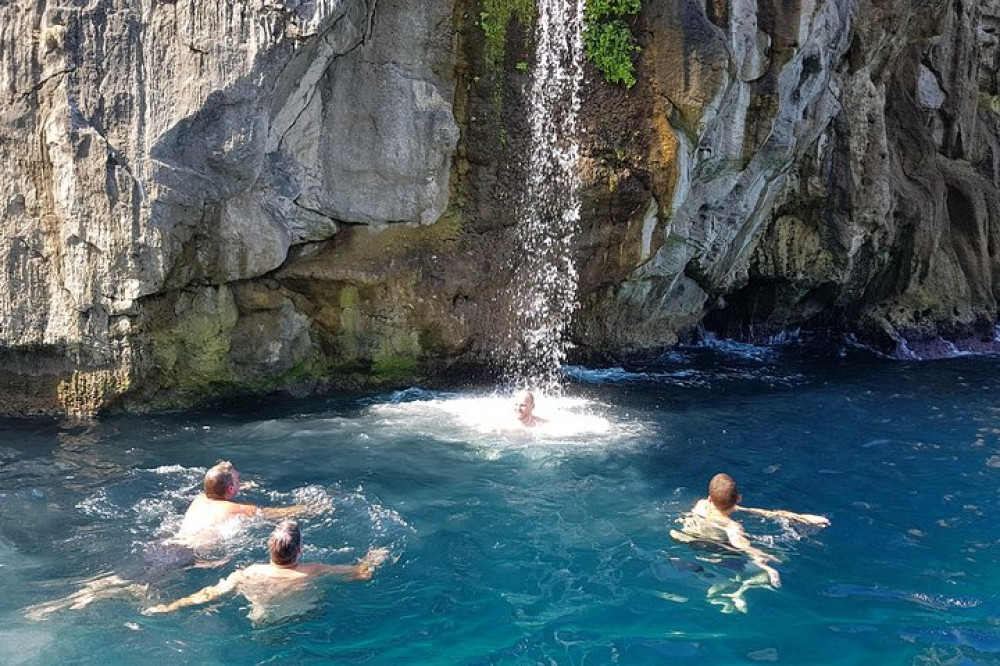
[182,494,210,516]
[225,500,260,517]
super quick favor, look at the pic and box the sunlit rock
[2,0,1000,413]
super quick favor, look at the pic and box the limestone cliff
[572,0,1000,359]
[1,0,459,413]
[0,0,998,415]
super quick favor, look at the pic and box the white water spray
[506,0,587,393]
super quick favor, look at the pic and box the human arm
[143,571,242,614]
[736,505,830,527]
[309,548,390,581]
[725,523,782,588]
[256,503,326,521]
[258,505,302,520]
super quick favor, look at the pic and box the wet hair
[708,473,740,511]
[269,520,302,566]
[204,460,237,500]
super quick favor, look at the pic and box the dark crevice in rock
[701,277,843,342]
[290,198,339,221]
[16,67,75,98]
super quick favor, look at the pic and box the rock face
[574,0,1000,359]
[0,0,459,413]
[1,0,998,415]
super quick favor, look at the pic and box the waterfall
[506,0,586,393]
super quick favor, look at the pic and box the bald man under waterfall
[513,390,548,428]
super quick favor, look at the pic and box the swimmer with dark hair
[145,520,389,623]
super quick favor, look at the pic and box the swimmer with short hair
[144,520,389,622]
[25,462,323,620]
[673,473,829,591]
[513,390,548,428]
[174,460,319,548]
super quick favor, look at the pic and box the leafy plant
[478,0,536,74]
[584,0,641,22]
[584,0,641,88]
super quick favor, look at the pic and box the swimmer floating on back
[145,520,390,624]
[671,473,829,611]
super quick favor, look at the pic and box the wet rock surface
[1,0,999,414]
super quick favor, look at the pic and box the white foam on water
[264,484,413,556]
[147,465,189,475]
[76,489,128,520]
[366,391,646,457]
[564,366,652,383]
[687,332,783,361]
[564,364,805,389]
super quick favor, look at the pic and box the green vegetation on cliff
[477,0,641,106]
[980,93,1000,114]
[477,0,535,137]
[584,0,641,88]
[479,0,536,74]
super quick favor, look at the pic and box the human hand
[765,566,781,588]
[240,480,259,491]
[142,604,170,615]
[356,548,390,579]
[795,513,830,527]
[362,548,390,568]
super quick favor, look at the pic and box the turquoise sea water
[1,347,999,664]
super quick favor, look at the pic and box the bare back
[682,498,738,542]
[233,563,328,624]
[678,497,782,587]
[175,494,258,546]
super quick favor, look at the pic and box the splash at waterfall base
[3,353,1000,663]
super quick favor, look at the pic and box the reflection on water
[0,350,999,663]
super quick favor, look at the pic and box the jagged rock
[577,0,1000,356]
[0,0,458,413]
[2,0,1000,414]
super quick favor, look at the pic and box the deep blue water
[1,347,999,664]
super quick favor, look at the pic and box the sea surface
[1,346,999,664]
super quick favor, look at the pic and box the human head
[269,520,303,566]
[204,460,240,500]
[708,473,741,512]
[513,390,535,423]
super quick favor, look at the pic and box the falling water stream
[506,0,586,392]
